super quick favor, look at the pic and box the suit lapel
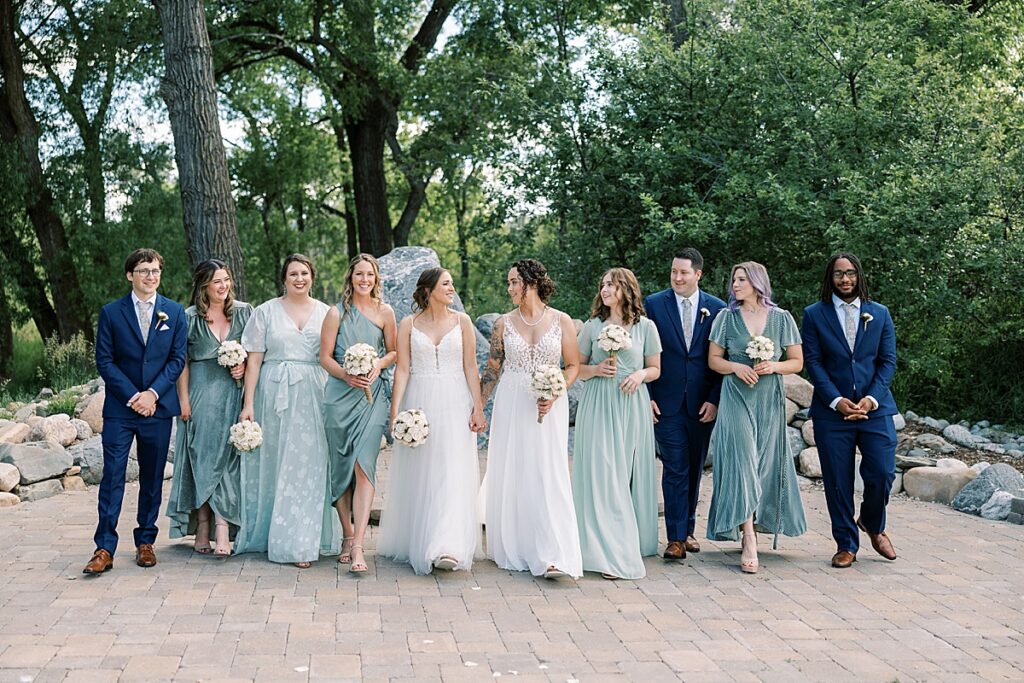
[853,300,871,353]
[821,300,852,356]
[689,291,711,355]
[662,290,687,351]
[120,295,146,347]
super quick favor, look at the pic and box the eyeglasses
[832,269,857,280]
[134,269,162,277]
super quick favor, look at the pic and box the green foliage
[44,394,81,418]
[37,333,95,392]
[4,326,44,399]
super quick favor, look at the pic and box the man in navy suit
[644,248,726,560]
[802,253,898,569]
[83,248,187,574]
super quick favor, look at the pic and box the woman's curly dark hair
[511,258,555,303]
[412,267,449,312]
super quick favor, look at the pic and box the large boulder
[0,442,73,485]
[14,404,36,422]
[0,422,31,445]
[915,433,957,454]
[0,491,18,507]
[61,475,88,492]
[786,426,805,460]
[798,447,821,478]
[75,389,105,435]
[0,462,19,492]
[951,463,1024,516]
[942,424,984,448]
[475,313,500,340]
[69,418,92,441]
[980,491,1013,521]
[897,450,936,469]
[783,374,814,408]
[801,420,816,447]
[16,479,63,502]
[903,467,977,504]
[892,413,906,431]
[29,414,78,447]
[378,247,489,372]
[785,399,798,425]
[69,435,138,485]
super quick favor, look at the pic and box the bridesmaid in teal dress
[320,254,397,574]
[235,254,340,568]
[706,261,806,574]
[166,259,253,557]
[573,268,662,580]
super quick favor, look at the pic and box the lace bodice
[410,323,464,376]
[501,313,562,374]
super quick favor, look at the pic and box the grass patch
[6,324,44,399]
[45,394,80,417]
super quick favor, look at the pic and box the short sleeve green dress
[324,304,390,502]
[165,301,253,541]
[572,316,662,579]
[705,307,807,547]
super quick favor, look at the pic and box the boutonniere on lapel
[156,311,170,331]
[700,307,711,323]
[861,312,873,331]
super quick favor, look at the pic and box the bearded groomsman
[644,248,726,560]
[802,253,898,569]
[83,249,187,574]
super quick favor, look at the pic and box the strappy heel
[349,545,368,573]
[213,520,231,558]
[338,537,354,564]
[194,509,212,554]
[741,531,759,574]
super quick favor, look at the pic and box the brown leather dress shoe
[136,544,157,567]
[684,536,701,553]
[83,548,113,574]
[831,550,856,568]
[664,540,686,560]
[856,518,897,560]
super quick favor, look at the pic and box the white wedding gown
[377,323,480,575]
[484,314,583,577]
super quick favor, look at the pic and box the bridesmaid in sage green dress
[706,261,806,574]
[235,254,340,568]
[320,254,397,574]
[573,268,662,580]
[166,259,252,557]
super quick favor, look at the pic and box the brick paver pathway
[3,453,1023,683]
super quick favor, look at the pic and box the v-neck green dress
[166,302,253,541]
[705,307,807,546]
[324,304,390,501]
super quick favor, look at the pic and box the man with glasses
[83,249,187,574]
[801,253,898,569]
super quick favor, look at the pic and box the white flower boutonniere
[700,307,711,323]
[861,312,873,331]
[156,311,169,323]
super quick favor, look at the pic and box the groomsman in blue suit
[645,248,726,560]
[802,253,898,569]
[83,248,187,574]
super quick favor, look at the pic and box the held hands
[469,405,488,433]
[229,362,246,381]
[179,399,191,422]
[836,397,869,421]
[753,360,777,376]
[128,390,157,417]
[732,362,759,387]
[619,369,646,395]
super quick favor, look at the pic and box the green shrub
[44,394,80,417]
[36,333,95,392]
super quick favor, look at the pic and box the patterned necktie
[138,301,151,344]
[842,302,856,352]
[681,298,693,348]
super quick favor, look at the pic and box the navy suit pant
[94,415,173,555]
[814,416,897,554]
[655,410,712,541]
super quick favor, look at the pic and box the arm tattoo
[480,326,504,402]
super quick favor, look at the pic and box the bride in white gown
[481,259,583,579]
[377,268,487,575]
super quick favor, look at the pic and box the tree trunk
[0,213,61,342]
[455,183,470,301]
[154,0,247,299]
[661,0,689,49]
[0,0,93,342]
[0,265,13,379]
[345,101,394,257]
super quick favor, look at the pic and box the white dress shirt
[828,294,876,411]
[129,291,160,402]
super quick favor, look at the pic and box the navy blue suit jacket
[95,293,187,420]
[644,288,726,419]
[802,299,898,422]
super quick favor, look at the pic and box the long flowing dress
[572,317,661,579]
[705,307,807,547]
[324,305,390,503]
[233,298,340,563]
[165,302,253,541]
[484,314,583,578]
[377,323,480,575]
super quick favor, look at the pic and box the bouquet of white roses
[343,342,378,403]
[229,420,263,453]
[746,335,775,364]
[392,409,429,448]
[596,323,632,368]
[217,340,248,387]
[529,365,567,424]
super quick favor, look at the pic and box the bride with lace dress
[377,268,487,575]
[481,259,583,579]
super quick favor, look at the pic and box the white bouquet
[529,365,567,424]
[229,420,263,453]
[392,409,429,448]
[746,335,775,364]
[343,342,378,403]
[596,323,632,368]
[217,340,248,387]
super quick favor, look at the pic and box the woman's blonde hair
[340,253,383,318]
[590,267,645,325]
